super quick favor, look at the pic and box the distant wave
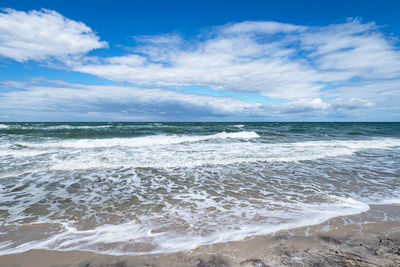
[45,125,113,130]
[1,125,113,130]
[16,131,260,149]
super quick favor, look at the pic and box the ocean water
[0,122,399,255]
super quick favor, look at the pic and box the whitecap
[18,131,260,149]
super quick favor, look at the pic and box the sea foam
[1,123,399,256]
[16,131,260,149]
[0,195,370,256]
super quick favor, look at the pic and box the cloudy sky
[0,0,399,121]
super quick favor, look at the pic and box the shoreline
[1,204,400,266]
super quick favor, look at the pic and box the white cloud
[0,80,263,119]
[220,21,306,35]
[276,97,375,114]
[0,79,380,121]
[67,19,400,103]
[320,78,400,112]
[279,98,330,113]
[0,9,398,120]
[0,8,107,62]
[332,98,375,110]
[301,19,400,80]
[71,25,322,99]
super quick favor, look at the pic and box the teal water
[1,122,399,140]
[0,122,399,254]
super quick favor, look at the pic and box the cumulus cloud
[0,9,397,120]
[0,80,263,120]
[0,8,107,62]
[301,19,400,80]
[331,98,375,110]
[277,97,375,114]
[279,98,330,113]
[67,19,400,103]
[71,21,322,99]
[0,79,380,121]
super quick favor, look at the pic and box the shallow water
[0,122,399,254]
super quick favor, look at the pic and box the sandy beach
[1,204,399,267]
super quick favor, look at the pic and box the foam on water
[0,195,370,256]
[0,124,113,130]
[0,150,52,157]
[45,125,113,130]
[15,131,259,149]
[4,137,397,171]
[1,123,399,256]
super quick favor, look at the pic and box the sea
[0,122,399,255]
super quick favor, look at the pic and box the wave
[46,125,113,130]
[1,124,399,257]
[2,137,399,170]
[47,138,400,168]
[0,124,9,129]
[0,196,369,256]
[6,125,113,130]
[0,150,50,157]
[16,131,260,149]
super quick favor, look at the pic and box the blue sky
[0,0,399,121]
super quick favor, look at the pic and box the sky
[0,0,399,121]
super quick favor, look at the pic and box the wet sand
[1,204,400,267]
